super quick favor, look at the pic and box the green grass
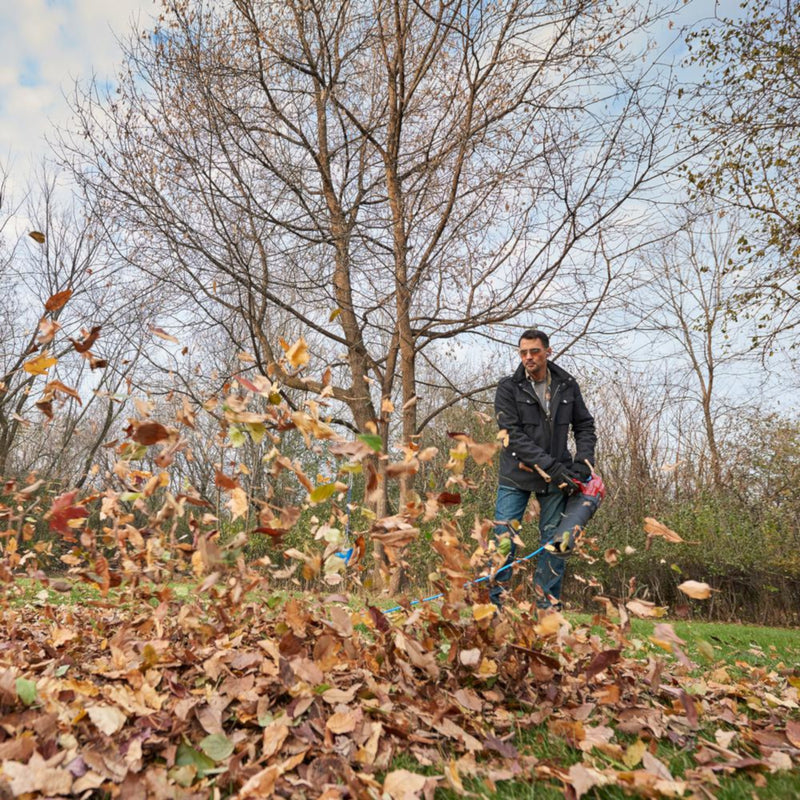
[422,615,800,798]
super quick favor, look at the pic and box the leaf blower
[544,473,606,557]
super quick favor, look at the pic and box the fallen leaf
[88,705,127,735]
[383,769,428,799]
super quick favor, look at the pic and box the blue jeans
[490,483,568,608]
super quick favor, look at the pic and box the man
[492,329,596,610]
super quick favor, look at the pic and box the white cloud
[0,0,154,181]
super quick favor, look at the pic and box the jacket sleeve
[495,379,557,473]
[571,383,597,467]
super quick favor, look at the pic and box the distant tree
[0,165,142,485]
[684,0,800,348]
[631,208,759,489]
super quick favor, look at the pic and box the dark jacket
[496,360,596,492]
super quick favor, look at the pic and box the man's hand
[570,461,592,483]
[548,463,581,495]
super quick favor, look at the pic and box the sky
[0,0,157,191]
[0,0,719,187]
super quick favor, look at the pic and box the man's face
[519,337,551,380]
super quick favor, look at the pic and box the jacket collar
[512,360,573,385]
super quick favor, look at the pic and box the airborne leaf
[678,580,714,599]
[148,325,179,343]
[44,289,72,312]
[23,353,58,376]
[282,336,310,369]
[47,491,89,536]
[309,482,341,503]
[357,433,383,452]
[28,230,46,244]
[131,421,171,445]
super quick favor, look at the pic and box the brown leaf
[47,490,89,537]
[29,230,46,244]
[625,599,667,618]
[44,380,82,403]
[215,470,240,491]
[226,487,249,521]
[383,769,428,799]
[37,317,61,344]
[585,649,621,681]
[45,288,72,312]
[437,491,461,506]
[148,325,179,343]
[71,325,101,353]
[130,420,171,445]
[327,711,358,734]
[643,517,685,544]
[785,720,800,749]
[88,704,127,735]
[367,605,390,633]
[4,754,72,796]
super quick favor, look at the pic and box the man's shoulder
[548,361,579,386]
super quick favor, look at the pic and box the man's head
[518,329,551,381]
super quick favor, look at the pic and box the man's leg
[533,487,569,609]
[489,484,530,607]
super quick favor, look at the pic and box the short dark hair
[518,329,549,348]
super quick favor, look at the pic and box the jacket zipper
[549,382,561,444]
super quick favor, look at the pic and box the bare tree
[0,164,144,485]
[628,207,759,489]
[60,0,681,519]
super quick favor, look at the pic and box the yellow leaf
[226,487,248,521]
[23,353,57,375]
[309,482,346,504]
[697,639,715,660]
[648,637,675,653]
[623,739,647,769]
[329,308,342,321]
[534,610,566,636]
[472,603,496,622]
[444,760,463,793]
[282,336,309,369]
[478,657,498,677]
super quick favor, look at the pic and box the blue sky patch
[19,57,42,88]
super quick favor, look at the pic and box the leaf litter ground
[1,334,799,798]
